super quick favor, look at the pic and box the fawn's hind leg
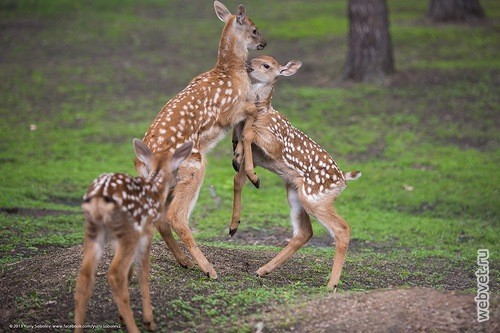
[300,192,351,292]
[256,185,313,276]
[156,210,194,269]
[135,223,157,331]
[167,153,217,279]
[108,232,140,333]
[74,232,104,332]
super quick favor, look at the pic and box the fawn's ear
[214,1,231,22]
[133,139,155,172]
[169,142,193,172]
[236,4,246,25]
[279,60,302,77]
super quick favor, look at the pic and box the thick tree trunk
[428,0,485,22]
[342,0,395,83]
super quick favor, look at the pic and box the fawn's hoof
[204,268,218,279]
[229,226,238,237]
[255,268,268,277]
[232,159,240,172]
[144,321,157,332]
[247,175,260,188]
[327,284,338,293]
[178,257,195,269]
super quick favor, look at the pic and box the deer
[74,139,193,333]
[135,1,266,279]
[230,55,361,292]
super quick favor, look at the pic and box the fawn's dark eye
[263,63,270,69]
[252,29,257,34]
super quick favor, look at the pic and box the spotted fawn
[231,56,361,291]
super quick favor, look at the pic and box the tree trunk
[428,0,485,22]
[342,0,395,83]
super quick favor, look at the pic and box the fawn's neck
[250,81,275,111]
[215,18,248,74]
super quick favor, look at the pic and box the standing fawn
[135,1,266,279]
[74,140,193,333]
[230,56,361,291]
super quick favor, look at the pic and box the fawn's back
[143,70,247,157]
[82,140,193,240]
[82,173,162,234]
[255,111,348,195]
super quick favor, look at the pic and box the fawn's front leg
[230,164,247,236]
[239,102,260,188]
[232,122,244,172]
[240,115,260,188]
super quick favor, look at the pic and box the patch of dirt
[218,226,397,253]
[0,242,496,332]
[257,287,499,333]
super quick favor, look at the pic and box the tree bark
[428,0,485,22]
[342,0,395,83]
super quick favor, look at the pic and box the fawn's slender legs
[298,191,351,291]
[74,236,103,333]
[318,209,350,290]
[156,212,194,268]
[135,224,157,331]
[230,163,247,236]
[156,153,217,279]
[239,116,260,187]
[256,185,313,276]
[108,232,141,333]
[254,185,351,291]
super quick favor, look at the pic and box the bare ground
[0,236,497,332]
[255,287,499,333]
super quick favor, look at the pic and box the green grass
[0,0,499,330]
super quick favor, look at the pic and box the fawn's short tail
[344,170,361,181]
[82,197,116,225]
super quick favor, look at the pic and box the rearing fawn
[231,56,361,291]
[74,140,193,333]
[135,1,266,279]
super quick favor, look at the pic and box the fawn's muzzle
[246,61,254,73]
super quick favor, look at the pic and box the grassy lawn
[0,0,499,331]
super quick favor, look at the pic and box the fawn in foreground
[135,1,266,279]
[231,56,361,291]
[74,140,193,333]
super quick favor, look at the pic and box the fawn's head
[214,1,266,52]
[246,55,302,103]
[133,139,193,203]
